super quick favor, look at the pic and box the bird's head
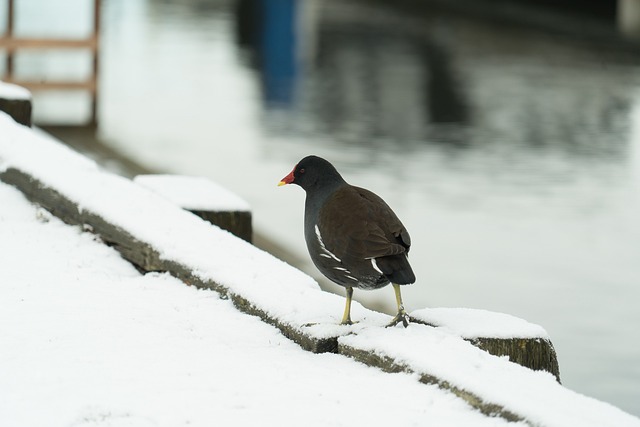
[278,155,344,192]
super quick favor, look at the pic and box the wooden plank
[1,79,97,93]
[0,37,98,51]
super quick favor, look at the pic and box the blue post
[259,0,298,107]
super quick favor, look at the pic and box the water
[5,0,640,417]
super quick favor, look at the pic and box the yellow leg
[387,283,409,328]
[341,287,354,325]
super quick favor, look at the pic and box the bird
[278,155,415,327]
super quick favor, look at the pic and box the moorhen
[279,155,415,327]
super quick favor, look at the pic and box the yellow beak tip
[277,181,287,187]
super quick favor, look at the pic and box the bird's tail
[376,253,416,285]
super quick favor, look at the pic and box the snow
[0,112,355,342]
[411,307,549,339]
[1,111,640,426]
[0,81,32,100]
[134,174,251,212]
[0,182,516,427]
[339,327,640,427]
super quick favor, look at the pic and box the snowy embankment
[0,183,506,427]
[1,111,638,426]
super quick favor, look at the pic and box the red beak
[278,167,295,186]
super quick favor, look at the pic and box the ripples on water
[4,0,640,416]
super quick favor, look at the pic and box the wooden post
[470,336,560,382]
[0,82,32,126]
[133,174,253,243]
[90,0,100,125]
[410,308,561,383]
[6,0,14,81]
[189,209,253,243]
[0,0,101,125]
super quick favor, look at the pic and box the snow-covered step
[134,174,253,242]
[338,325,637,427]
[0,112,359,353]
[411,307,560,382]
[1,113,639,426]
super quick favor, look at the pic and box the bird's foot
[302,319,358,327]
[386,310,409,328]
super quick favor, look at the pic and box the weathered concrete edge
[337,342,529,425]
[0,167,336,354]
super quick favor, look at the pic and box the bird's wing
[318,186,410,263]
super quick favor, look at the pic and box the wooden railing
[0,0,101,124]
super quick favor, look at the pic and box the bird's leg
[341,287,354,325]
[387,283,409,328]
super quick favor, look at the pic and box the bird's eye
[299,168,305,174]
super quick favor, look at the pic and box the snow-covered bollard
[0,81,32,127]
[134,174,252,242]
[410,308,560,382]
